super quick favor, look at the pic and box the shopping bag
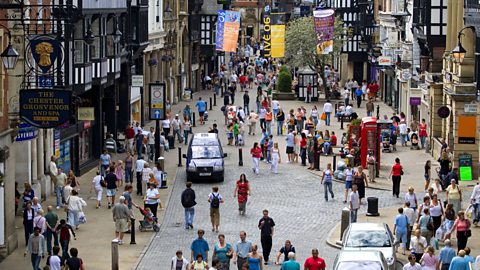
[78,211,87,224]
[466,204,474,219]
[435,227,444,240]
[430,237,439,250]
[321,113,327,121]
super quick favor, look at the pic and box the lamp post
[0,30,19,70]
[451,26,475,63]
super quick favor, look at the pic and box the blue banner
[216,10,226,51]
[15,123,38,142]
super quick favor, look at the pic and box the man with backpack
[181,182,197,230]
[208,186,224,233]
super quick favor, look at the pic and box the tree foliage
[277,67,292,93]
[285,15,345,74]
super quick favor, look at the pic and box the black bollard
[214,94,217,106]
[333,155,337,171]
[205,101,208,111]
[178,147,183,167]
[340,115,344,130]
[376,105,380,119]
[130,218,136,245]
[238,148,243,166]
[192,112,196,127]
[335,103,338,112]
[209,97,213,110]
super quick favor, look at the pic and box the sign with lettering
[149,83,166,120]
[78,107,95,121]
[15,123,38,142]
[20,89,72,128]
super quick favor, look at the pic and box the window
[91,20,100,59]
[74,40,84,63]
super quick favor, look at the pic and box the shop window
[57,140,72,173]
[79,129,93,164]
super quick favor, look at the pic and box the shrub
[277,67,292,93]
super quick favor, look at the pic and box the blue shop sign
[20,89,72,128]
[15,123,38,142]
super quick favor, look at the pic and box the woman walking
[247,244,263,270]
[270,142,281,174]
[389,158,403,198]
[124,152,134,184]
[448,211,471,251]
[419,118,428,149]
[234,174,250,215]
[419,246,439,270]
[299,133,307,166]
[90,171,104,209]
[344,164,354,203]
[353,166,368,204]
[66,190,87,230]
[446,179,462,214]
[115,160,124,187]
[443,203,456,240]
[212,234,233,270]
[183,116,192,144]
[23,201,34,245]
[250,142,261,175]
[321,163,335,201]
[430,194,444,233]
[424,160,431,192]
[144,182,161,218]
[276,108,285,136]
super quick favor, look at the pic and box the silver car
[342,222,397,269]
[333,250,389,270]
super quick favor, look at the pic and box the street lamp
[0,31,19,70]
[112,16,123,44]
[451,26,476,63]
[84,23,95,45]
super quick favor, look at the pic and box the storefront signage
[458,116,476,144]
[409,97,421,106]
[464,103,477,113]
[149,82,166,120]
[20,89,72,128]
[458,153,473,181]
[401,71,412,80]
[78,107,95,121]
[377,56,393,66]
[131,75,144,87]
[15,123,38,142]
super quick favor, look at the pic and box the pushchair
[137,206,160,232]
[381,130,391,152]
[410,133,420,150]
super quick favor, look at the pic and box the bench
[337,114,353,122]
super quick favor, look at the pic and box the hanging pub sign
[20,89,72,128]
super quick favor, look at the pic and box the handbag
[78,211,87,224]
[321,113,327,121]
[466,229,472,238]
[427,217,435,231]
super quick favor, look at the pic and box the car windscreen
[345,230,391,248]
[336,261,383,270]
[191,146,222,159]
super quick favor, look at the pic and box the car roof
[191,133,220,146]
[336,250,384,262]
[193,133,218,139]
[349,222,386,231]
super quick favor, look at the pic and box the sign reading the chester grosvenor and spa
[20,89,72,128]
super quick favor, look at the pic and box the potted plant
[273,67,296,100]
[148,58,158,66]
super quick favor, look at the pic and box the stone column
[37,130,46,200]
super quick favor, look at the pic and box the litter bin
[366,197,379,216]
[167,135,175,149]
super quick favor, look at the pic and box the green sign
[459,153,473,181]
[459,166,472,181]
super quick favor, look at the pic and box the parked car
[183,133,227,182]
[333,250,389,270]
[342,222,397,269]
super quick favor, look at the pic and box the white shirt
[399,123,408,134]
[237,109,246,120]
[32,203,42,216]
[404,192,417,208]
[48,255,62,270]
[171,256,189,270]
[171,118,180,130]
[323,102,333,113]
[135,159,147,172]
[343,89,350,99]
[271,100,279,109]
[471,184,480,203]
[49,161,58,176]
[410,235,427,253]
[345,105,353,115]
[349,191,360,210]
[162,119,171,128]
[403,207,416,225]
[92,175,103,190]
[142,168,153,183]
[403,263,422,270]
[147,132,155,145]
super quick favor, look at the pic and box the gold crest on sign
[35,42,54,67]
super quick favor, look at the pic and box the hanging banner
[270,13,286,58]
[20,89,72,128]
[215,10,226,51]
[262,11,271,57]
[313,9,335,55]
[216,10,240,52]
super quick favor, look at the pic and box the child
[233,121,240,146]
[55,219,76,260]
[115,160,124,187]
[226,124,234,145]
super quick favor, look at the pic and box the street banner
[313,9,335,55]
[262,13,271,57]
[216,10,241,52]
[216,10,226,51]
[270,13,286,58]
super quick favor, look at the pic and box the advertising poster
[216,10,226,51]
[222,11,241,52]
[313,9,335,55]
[262,13,271,57]
[270,13,286,58]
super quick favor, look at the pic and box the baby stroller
[237,134,245,146]
[204,111,209,121]
[410,133,420,150]
[381,130,391,152]
[138,206,160,232]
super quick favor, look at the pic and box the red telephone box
[360,117,380,169]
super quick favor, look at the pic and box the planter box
[272,91,296,100]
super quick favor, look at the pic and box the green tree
[277,67,292,93]
[285,15,345,87]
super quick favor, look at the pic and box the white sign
[377,56,393,66]
[464,103,478,113]
[132,75,144,87]
[401,71,412,80]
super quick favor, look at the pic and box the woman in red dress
[419,118,428,149]
[234,174,250,215]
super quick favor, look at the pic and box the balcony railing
[79,0,127,10]
[465,0,480,13]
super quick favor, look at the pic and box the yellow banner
[271,24,285,58]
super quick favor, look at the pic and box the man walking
[470,181,480,225]
[147,127,155,163]
[171,114,183,144]
[281,252,300,270]
[112,196,132,245]
[366,98,374,117]
[44,206,59,255]
[322,100,333,126]
[393,207,410,255]
[349,185,360,223]
[181,182,196,229]
[234,231,252,270]
[135,156,147,196]
[24,226,46,270]
[208,186,224,232]
[125,124,135,153]
[243,91,250,114]
[304,248,326,270]
[191,229,209,263]
[54,168,67,209]
[196,97,207,125]
[438,239,456,270]
[258,209,275,265]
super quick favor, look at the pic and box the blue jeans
[256,101,260,113]
[277,120,284,135]
[324,182,334,201]
[45,229,58,254]
[367,111,373,116]
[244,104,249,115]
[323,142,331,154]
[266,121,272,135]
[55,186,64,207]
[31,253,41,270]
[325,112,331,126]
[100,164,109,176]
[61,239,70,260]
[125,169,133,183]
[184,130,190,145]
[474,203,480,222]
[350,209,358,223]
[312,116,318,126]
[420,136,426,148]
[185,207,195,228]
[395,229,408,249]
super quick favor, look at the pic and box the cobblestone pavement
[136,157,404,269]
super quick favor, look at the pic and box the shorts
[199,111,205,117]
[115,218,129,232]
[345,181,352,189]
[286,146,294,154]
[210,208,220,226]
[106,189,116,197]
